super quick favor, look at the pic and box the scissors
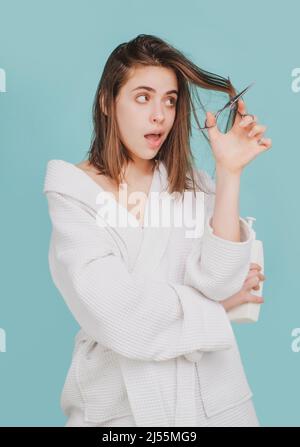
[214,81,256,121]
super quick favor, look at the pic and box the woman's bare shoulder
[76,160,92,172]
[75,159,102,177]
[75,160,116,191]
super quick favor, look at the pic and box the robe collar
[43,159,173,275]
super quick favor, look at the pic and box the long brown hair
[85,34,239,196]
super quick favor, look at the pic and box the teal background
[0,0,299,427]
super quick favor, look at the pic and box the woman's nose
[151,110,165,123]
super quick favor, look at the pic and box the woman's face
[115,65,178,162]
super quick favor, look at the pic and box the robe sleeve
[45,191,236,363]
[183,169,254,302]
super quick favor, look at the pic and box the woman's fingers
[243,273,265,291]
[244,264,266,291]
[246,276,260,291]
[235,102,272,151]
[244,292,264,304]
[256,137,272,150]
[245,270,266,281]
[221,285,266,312]
[235,99,257,128]
[250,262,262,271]
[247,124,267,138]
[239,117,268,140]
[238,114,258,128]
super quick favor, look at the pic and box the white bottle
[228,216,264,323]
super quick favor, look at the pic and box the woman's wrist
[220,291,243,312]
[215,164,241,206]
[215,163,243,180]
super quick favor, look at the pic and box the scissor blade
[213,81,256,120]
[235,81,256,101]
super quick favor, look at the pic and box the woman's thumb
[205,111,218,139]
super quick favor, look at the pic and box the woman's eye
[136,95,177,107]
[136,94,148,103]
[167,97,177,107]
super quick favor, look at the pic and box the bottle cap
[245,216,256,239]
[245,216,256,228]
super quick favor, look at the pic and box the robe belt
[174,356,198,427]
[75,331,199,427]
[118,356,198,427]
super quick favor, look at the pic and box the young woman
[43,34,271,427]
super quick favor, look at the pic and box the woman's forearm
[211,164,242,242]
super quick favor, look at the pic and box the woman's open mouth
[144,133,163,149]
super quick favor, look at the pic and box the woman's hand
[206,99,272,175]
[220,262,266,312]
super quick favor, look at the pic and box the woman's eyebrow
[131,86,178,96]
